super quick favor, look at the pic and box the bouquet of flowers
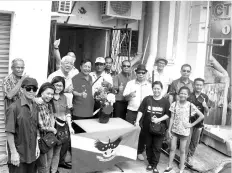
[94,85,116,123]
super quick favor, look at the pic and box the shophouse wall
[0,1,52,86]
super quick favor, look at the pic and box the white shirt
[47,69,74,108]
[151,69,172,96]
[123,79,153,111]
[90,71,113,96]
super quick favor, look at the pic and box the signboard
[210,1,231,39]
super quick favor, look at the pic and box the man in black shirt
[186,78,209,165]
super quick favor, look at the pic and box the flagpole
[142,34,150,64]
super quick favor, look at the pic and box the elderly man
[169,64,194,104]
[53,39,79,76]
[5,77,40,173]
[90,57,113,96]
[123,64,153,161]
[3,58,28,110]
[149,57,172,97]
[48,55,75,108]
[105,56,117,77]
[113,60,135,119]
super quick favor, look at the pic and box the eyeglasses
[122,65,131,68]
[136,71,146,75]
[182,70,191,73]
[95,63,105,66]
[24,86,38,92]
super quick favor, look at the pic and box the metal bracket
[207,39,225,47]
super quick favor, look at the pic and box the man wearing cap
[90,57,113,96]
[123,64,153,161]
[3,58,29,110]
[149,57,172,98]
[48,55,76,108]
[5,77,40,173]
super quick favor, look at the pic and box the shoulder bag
[38,131,59,154]
[55,117,70,144]
[149,97,166,136]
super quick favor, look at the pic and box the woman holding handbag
[51,76,74,170]
[135,81,171,173]
[36,82,59,173]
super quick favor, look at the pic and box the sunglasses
[95,63,105,66]
[24,86,38,92]
[122,65,131,68]
[182,70,191,73]
[136,71,146,75]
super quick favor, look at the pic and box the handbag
[39,131,59,154]
[149,97,166,135]
[55,118,70,144]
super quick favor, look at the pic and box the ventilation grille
[110,1,131,16]
[100,1,107,15]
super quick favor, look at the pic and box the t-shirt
[138,96,171,132]
[169,101,198,136]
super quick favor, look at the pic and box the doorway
[56,25,110,70]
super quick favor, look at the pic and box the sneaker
[164,167,173,173]
[186,156,193,167]
[153,167,159,173]
[146,165,153,171]
[137,154,145,161]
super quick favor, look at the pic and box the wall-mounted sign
[210,1,231,39]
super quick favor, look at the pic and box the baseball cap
[21,77,38,88]
[95,57,105,64]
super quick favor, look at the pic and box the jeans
[37,144,62,173]
[126,109,145,154]
[146,133,164,167]
[186,127,203,157]
[8,162,36,173]
[113,101,128,120]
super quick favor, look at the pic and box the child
[164,86,204,173]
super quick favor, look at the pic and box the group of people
[3,40,210,173]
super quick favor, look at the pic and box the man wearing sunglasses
[123,64,153,161]
[169,64,194,104]
[5,77,40,173]
[113,60,135,119]
[3,58,29,110]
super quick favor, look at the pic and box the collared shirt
[72,72,94,118]
[188,92,209,128]
[5,96,38,163]
[113,72,135,101]
[123,79,153,111]
[105,69,118,77]
[37,102,55,133]
[151,69,172,96]
[89,71,113,96]
[47,69,73,108]
[2,73,23,110]
[69,67,79,78]
[169,77,194,96]
[53,94,70,121]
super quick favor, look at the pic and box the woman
[135,81,171,173]
[50,76,74,170]
[72,59,94,133]
[36,82,58,173]
[164,86,204,173]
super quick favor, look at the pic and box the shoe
[58,162,72,169]
[153,167,159,173]
[146,164,153,171]
[164,167,173,173]
[186,156,193,167]
[137,154,145,161]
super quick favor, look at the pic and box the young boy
[186,78,209,165]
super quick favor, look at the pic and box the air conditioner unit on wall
[100,1,142,21]
[52,1,72,14]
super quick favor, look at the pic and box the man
[149,57,172,97]
[5,77,40,173]
[48,55,75,108]
[186,78,209,165]
[123,64,153,161]
[53,39,79,76]
[113,60,135,119]
[169,64,194,104]
[105,56,117,77]
[3,58,28,110]
[90,57,113,96]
